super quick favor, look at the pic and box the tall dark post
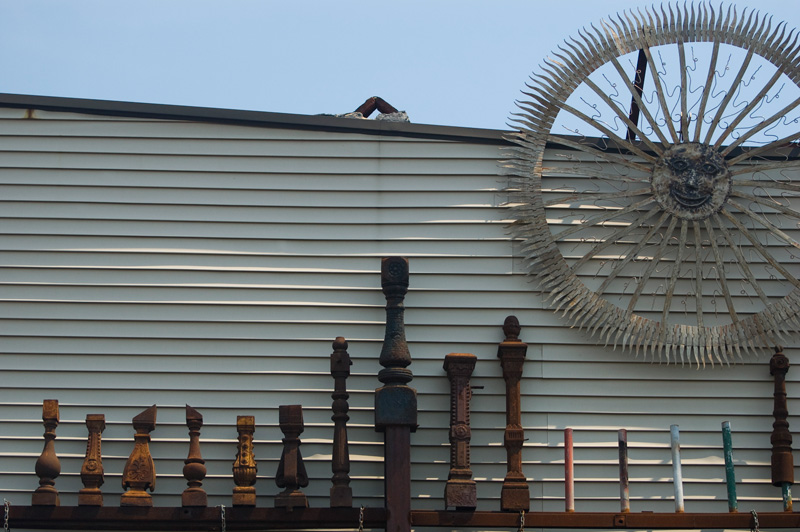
[330,336,353,507]
[375,257,417,532]
[498,316,530,511]
[182,405,207,507]
[770,346,794,511]
[444,352,477,510]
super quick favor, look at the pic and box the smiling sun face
[650,143,732,221]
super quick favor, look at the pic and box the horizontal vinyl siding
[0,109,798,520]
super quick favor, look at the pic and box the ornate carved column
[232,415,257,506]
[121,405,157,507]
[275,404,309,511]
[497,316,530,511]
[770,346,794,510]
[78,414,105,506]
[182,405,207,507]
[330,336,353,507]
[374,257,417,532]
[32,399,60,506]
[444,352,477,510]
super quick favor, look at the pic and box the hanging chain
[358,505,364,532]
[3,499,9,532]
[217,504,226,532]
[518,509,525,532]
[750,509,760,532]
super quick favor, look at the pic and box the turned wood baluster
[32,399,60,506]
[498,316,530,511]
[330,336,353,507]
[770,346,794,511]
[232,415,257,506]
[444,352,478,510]
[275,404,309,511]
[121,405,157,507]
[78,414,106,506]
[182,405,207,507]
[375,256,417,532]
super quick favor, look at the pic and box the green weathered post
[721,421,738,512]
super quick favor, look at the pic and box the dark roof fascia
[0,93,512,146]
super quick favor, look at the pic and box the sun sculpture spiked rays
[506,3,800,365]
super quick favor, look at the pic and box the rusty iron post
[565,428,574,512]
[375,257,417,532]
[497,316,530,511]
[232,415,257,506]
[121,405,157,507]
[32,399,60,506]
[275,405,309,511]
[78,414,106,506]
[182,405,207,507]
[443,352,477,510]
[330,336,353,507]
[770,346,794,511]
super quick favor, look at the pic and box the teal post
[721,421,737,512]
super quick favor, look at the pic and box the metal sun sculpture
[506,3,800,365]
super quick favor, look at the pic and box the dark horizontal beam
[410,510,800,529]
[8,506,387,531]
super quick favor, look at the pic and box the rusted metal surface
[120,405,157,507]
[6,506,388,530]
[330,336,353,507]
[232,415,257,506]
[410,510,800,529]
[375,256,416,532]
[78,414,105,506]
[506,4,800,364]
[182,405,207,508]
[443,352,477,510]
[32,399,60,506]
[275,405,309,511]
[497,316,530,511]
[770,346,794,511]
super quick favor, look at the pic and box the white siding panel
[0,110,798,519]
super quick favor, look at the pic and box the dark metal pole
[770,346,794,511]
[626,49,648,142]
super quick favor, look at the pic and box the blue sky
[2,0,799,130]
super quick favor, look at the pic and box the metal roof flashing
[0,93,510,145]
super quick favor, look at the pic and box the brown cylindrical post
[375,257,417,532]
[121,405,157,507]
[78,414,105,506]
[182,405,207,507]
[232,415,257,506]
[444,352,477,510]
[330,336,353,507]
[770,346,794,510]
[498,316,530,511]
[32,399,60,506]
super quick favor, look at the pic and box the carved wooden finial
[182,405,207,507]
[32,399,60,506]
[770,347,794,488]
[444,353,478,510]
[78,414,106,506]
[330,336,353,507]
[121,405,157,507]
[497,316,530,511]
[275,405,309,511]
[232,415,257,506]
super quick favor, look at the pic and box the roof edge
[0,93,512,145]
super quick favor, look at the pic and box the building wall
[0,106,797,515]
